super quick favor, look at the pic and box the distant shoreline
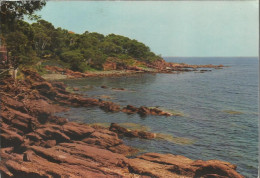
[41,60,225,80]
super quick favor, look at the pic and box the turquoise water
[58,57,258,177]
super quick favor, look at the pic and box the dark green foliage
[31,20,56,57]
[1,1,161,72]
[1,1,46,31]
[5,21,39,67]
[1,1,46,68]
[60,50,87,72]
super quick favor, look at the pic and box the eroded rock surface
[0,70,243,178]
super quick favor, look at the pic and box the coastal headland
[0,69,243,177]
[41,58,225,80]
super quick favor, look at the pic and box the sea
[57,57,259,177]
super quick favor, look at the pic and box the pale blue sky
[33,1,258,57]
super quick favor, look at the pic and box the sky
[33,1,259,57]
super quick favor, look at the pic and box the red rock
[49,116,68,126]
[103,61,117,70]
[26,99,66,124]
[43,140,57,148]
[22,69,46,82]
[63,122,94,140]
[122,105,139,114]
[126,66,144,71]
[137,131,156,139]
[137,106,151,116]
[25,132,43,142]
[192,160,243,178]
[126,105,138,111]
[35,126,70,143]
[109,123,128,134]
[149,59,171,70]
[109,123,156,139]
[128,153,243,178]
[122,105,171,117]
[0,143,129,177]
[83,131,122,148]
[1,106,36,133]
[112,87,125,91]
[0,70,243,178]
[99,101,121,112]
[150,108,172,116]
[51,81,66,90]
[1,95,26,113]
[1,128,24,148]
[4,160,48,177]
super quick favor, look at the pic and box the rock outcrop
[122,105,172,116]
[148,59,225,73]
[109,123,156,139]
[128,153,243,178]
[0,70,243,178]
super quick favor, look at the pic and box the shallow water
[57,57,258,177]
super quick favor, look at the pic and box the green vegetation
[1,1,161,73]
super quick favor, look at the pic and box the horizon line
[163,56,259,58]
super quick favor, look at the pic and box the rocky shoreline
[0,70,243,177]
[42,59,225,80]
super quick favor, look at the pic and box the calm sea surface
[58,57,259,177]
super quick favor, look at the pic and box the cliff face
[0,70,243,178]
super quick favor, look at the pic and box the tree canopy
[1,1,161,72]
[0,1,46,25]
[1,1,46,68]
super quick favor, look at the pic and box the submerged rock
[223,110,243,115]
[118,122,150,131]
[112,87,125,91]
[122,105,172,116]
[156,133,195,145]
